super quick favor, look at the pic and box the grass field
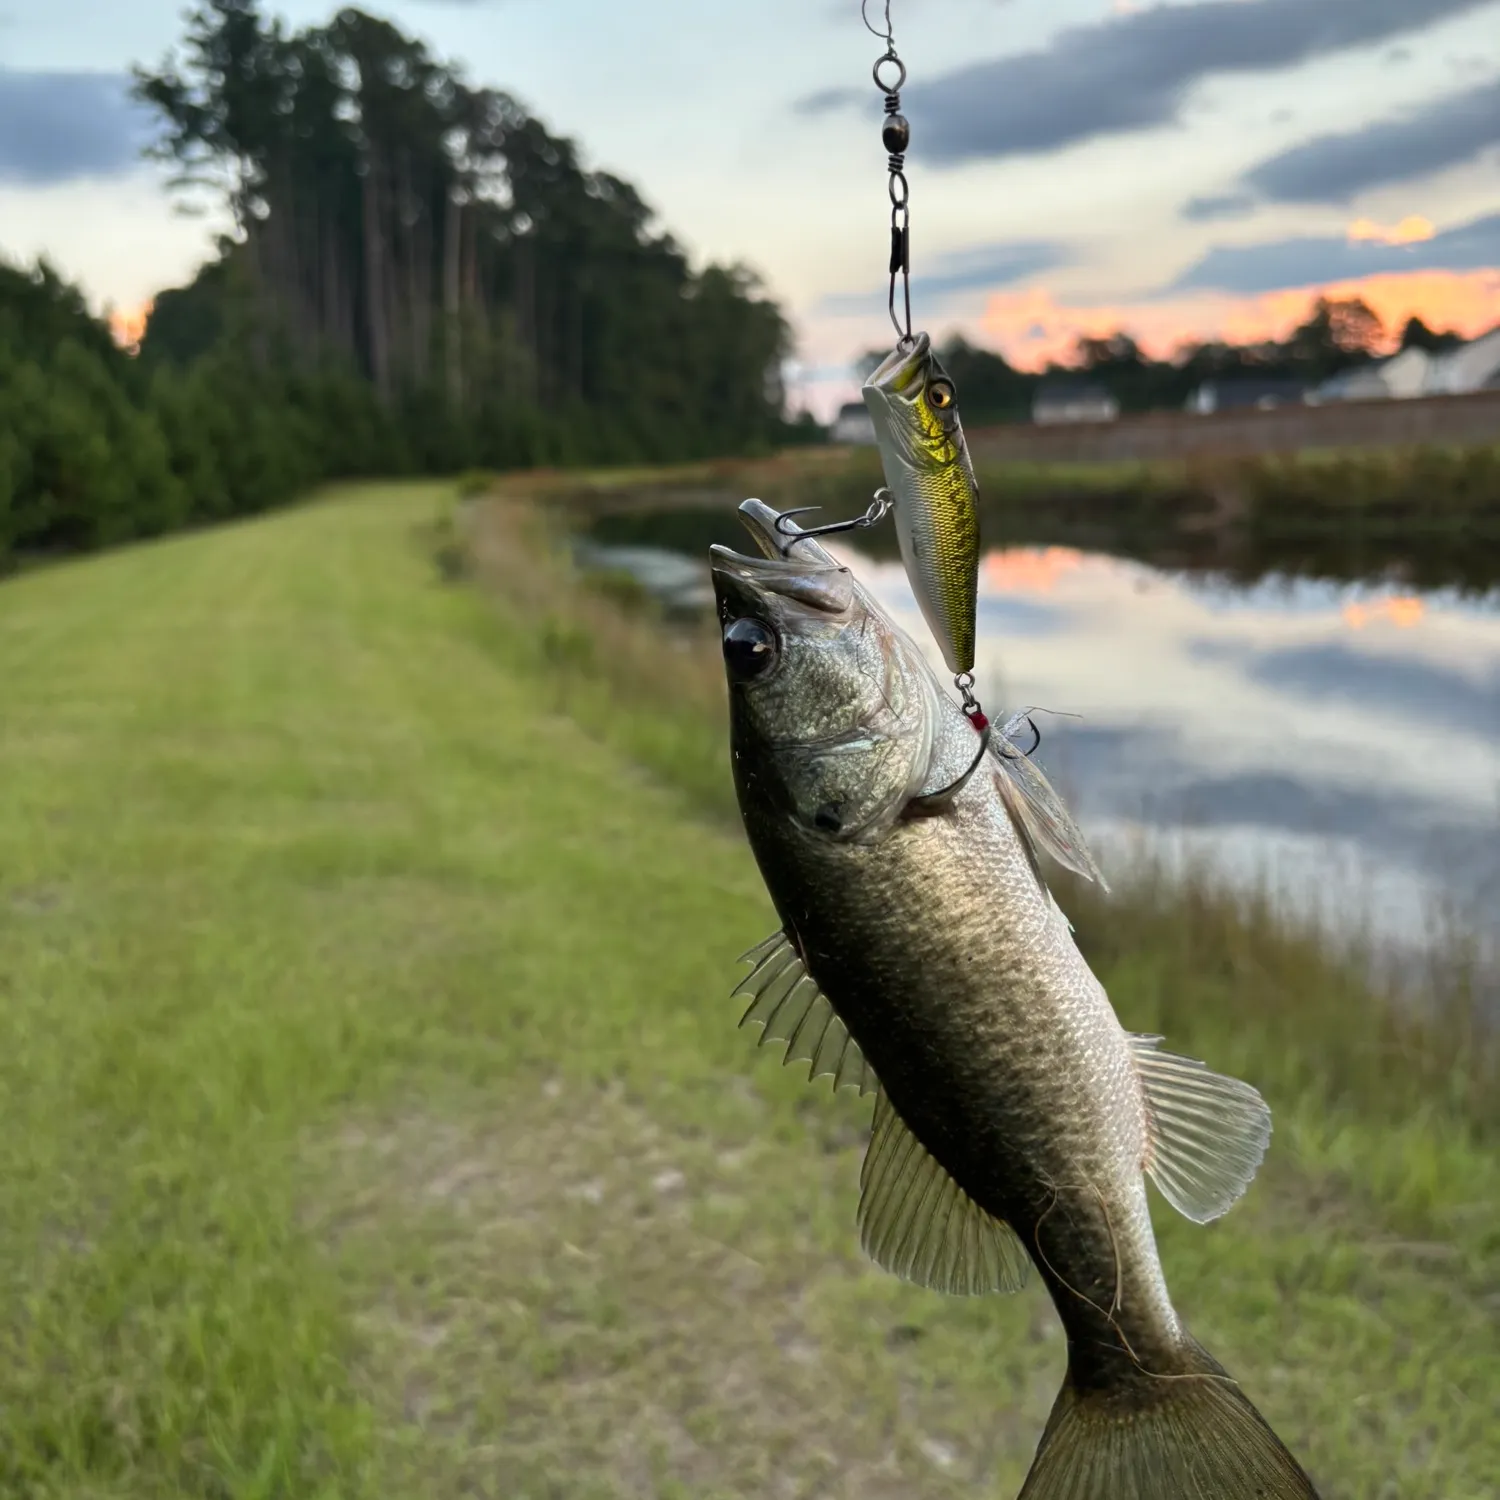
[1,480,1495,1499]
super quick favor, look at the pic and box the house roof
[1430,326,1500,395]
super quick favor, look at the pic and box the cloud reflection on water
[833,542,1500,942]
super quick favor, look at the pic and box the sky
[2,0,1498,416]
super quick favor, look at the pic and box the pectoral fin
[733,933,875,1096]
[1131,1034,1272,1223]
[992,713,1108,890]
[858,1088,1030,1296]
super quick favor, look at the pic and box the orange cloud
[108,301,151,354]
[983,546,1085,594]
[1347,216,1435,246]
[1343,596,1424,630]
[978,269,1500,370]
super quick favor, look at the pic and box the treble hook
[999,716,1042,760]
[775,488,893,543]
[906,723,994,817]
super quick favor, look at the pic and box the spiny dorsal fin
[858,1088,1030,1296]
[733,933,875,1096]
[1130,1034,1271,1223]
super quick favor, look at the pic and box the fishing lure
[778,1,986,730]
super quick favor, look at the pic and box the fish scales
[710,499,1321,1499]
[738,717,1181,1378]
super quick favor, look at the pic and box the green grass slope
[0,482,1493,1499]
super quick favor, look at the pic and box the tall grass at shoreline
[460,489,1499,1160]
[531,442,1500,593]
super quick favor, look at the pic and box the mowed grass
[0,482,1494,1500]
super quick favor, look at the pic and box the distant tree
[1398,315,1464,353]
[131,0,793,464]
[1074,331,1143,370]
[1286,296,1384,377]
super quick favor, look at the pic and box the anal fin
[858,1088,1030,1296]
[1131,1034,1271,1223]
[732,932,875,1096]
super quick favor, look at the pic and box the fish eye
[722,617,779,683]
[926,379,956,411]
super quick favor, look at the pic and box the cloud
[842,0,1499,165]
[1242,76,1500,203]
[1182,192,1256,223]
[1242,642,1500,741]
[1347,215,1435,245]
[795,87,858,117]
[1168,211,1500,294]
[819,238,1072,314]
[0,68,152,185]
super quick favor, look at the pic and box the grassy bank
[0,481,1494,1499]
[548,443,1500,592]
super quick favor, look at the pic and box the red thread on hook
[965,709,989,732]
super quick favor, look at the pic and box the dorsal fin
[1130,1034,1271,1223]
[858,1089,1030,1296]
[732,933,875,1095]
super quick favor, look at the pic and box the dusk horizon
[4,0,1498,415]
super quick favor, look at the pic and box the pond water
[577,513,1500,951]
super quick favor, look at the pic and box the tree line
[865,298,1469,426]
[1,0,805,566]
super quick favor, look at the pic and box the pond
[576,508,1500,951]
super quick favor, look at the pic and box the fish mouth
[734,498,843,570]
[709,544,854,620]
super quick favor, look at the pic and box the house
[1374,346,1432,398]
[1308,364,1392,404]
[1185,377,1309,414]
[829,401,877,445]
[1428,325,1500,395]
[1032,381,1119,425]
[1311,325,1500,403]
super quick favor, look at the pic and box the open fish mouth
[708,543,854,617]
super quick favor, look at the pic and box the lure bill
[861,333,981,678]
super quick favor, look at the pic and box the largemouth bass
[710,501,1320,1500]
[862,332,981,677]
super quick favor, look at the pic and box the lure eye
[722,617,779,683]
[926,379,956,412]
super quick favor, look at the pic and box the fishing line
[865,0,913,346]
[779,3,1012,753]
[863,2,995,739]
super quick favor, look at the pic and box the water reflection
[574,518,1500,945]
[833,541,1500,944]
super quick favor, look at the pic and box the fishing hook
[775,488,892,543]
[999,716,1042,760]
[906,722,994,817]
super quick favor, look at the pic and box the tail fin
[1018,1338,1320,1499]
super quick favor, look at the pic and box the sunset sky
[2,0,1497,415]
